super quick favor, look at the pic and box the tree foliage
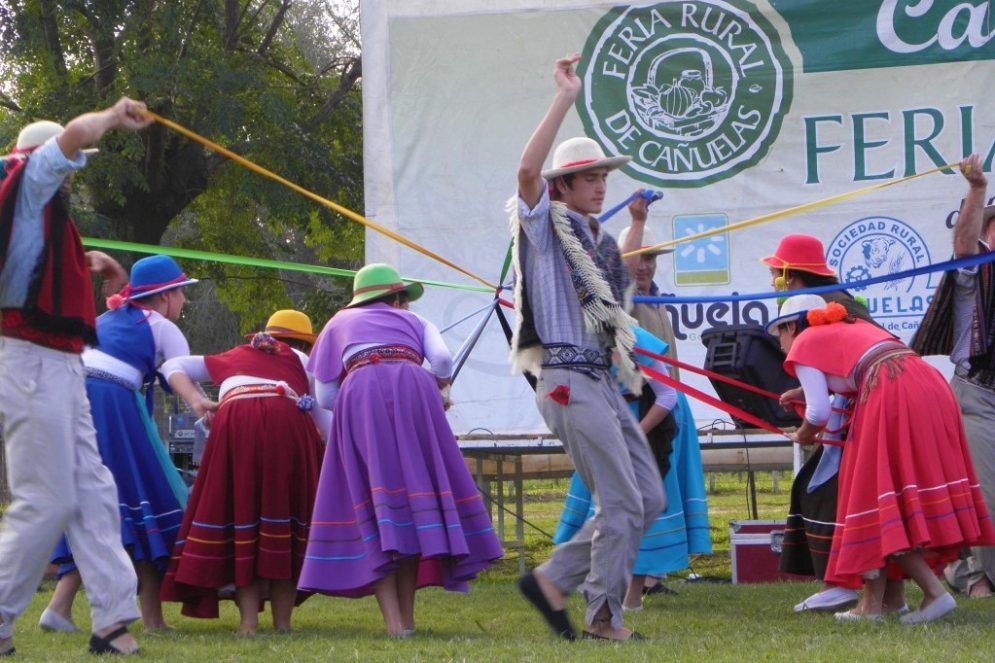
[0,0,365,337]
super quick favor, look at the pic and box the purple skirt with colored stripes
[298,360,503,597]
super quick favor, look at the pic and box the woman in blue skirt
[40,255,196,632]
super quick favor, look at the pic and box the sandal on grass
[642,583,677,597]
[581,630,646,641]
[88,626,138,655]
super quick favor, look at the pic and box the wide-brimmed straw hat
[346,263,424,308]
[15,120,98,156]
[541,137,631,180]
[245,309,317,343]
[765,294,826,336]
[126,255,198,300]
[760,234,835,277]
[617,225,675,256]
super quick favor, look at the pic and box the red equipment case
[730,520,789,584]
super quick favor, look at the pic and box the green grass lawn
[8,472,995,661]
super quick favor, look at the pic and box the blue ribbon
[598,189,664,223]
[632,251,995,304]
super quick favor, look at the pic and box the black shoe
[88,626,138,655]
[642,582,677,596]
[518,573,576,641]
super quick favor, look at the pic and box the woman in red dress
[770,294,995,624]
[158,319,327,634]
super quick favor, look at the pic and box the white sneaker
[900,593,957,625]
[38,608,78,633]
[834,609,883,622]
[794,587,860,613]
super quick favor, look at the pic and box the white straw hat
[15,120,98,155]
[541,137,630,180]
[617,224,674,256]
[765,294,826,336]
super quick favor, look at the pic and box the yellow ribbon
[624,162,959,258]
[141,110,497,290]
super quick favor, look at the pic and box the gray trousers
[945,375,995,593]
[535,367,665,629]
[0,338,139,633]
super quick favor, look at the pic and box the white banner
[360,0,995,434]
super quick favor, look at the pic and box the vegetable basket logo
[578,0,793,188]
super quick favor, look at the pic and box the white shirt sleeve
[293,349,332,439]
[314,378,340,411]
[410,312,453,379]
[148,313,191,365]
[796,364,832,426]
[161,355,210,382]
[646,360,678,412]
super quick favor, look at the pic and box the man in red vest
[0,97,152,657]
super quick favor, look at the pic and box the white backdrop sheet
[360,0,995,434]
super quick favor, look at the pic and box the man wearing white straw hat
[0,98,152,657]
[510,54,664,643]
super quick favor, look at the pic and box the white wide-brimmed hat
[541,137,631,180]
[765,294,825,336]
[617,224,674,256]
[15,120,98,155]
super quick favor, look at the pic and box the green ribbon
[82,237,494,294]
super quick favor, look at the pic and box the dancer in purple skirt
[299,263,503,637]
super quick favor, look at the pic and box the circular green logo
[578,0,793,188]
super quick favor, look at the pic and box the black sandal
[518,573,576,641]
[0,646,14,658]
[88,626,138,655]
[642,582,677,596]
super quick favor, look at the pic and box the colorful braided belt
[345,345,422,373]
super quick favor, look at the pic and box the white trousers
[0,337,138,632]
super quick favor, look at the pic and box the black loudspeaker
[700,324,801,428]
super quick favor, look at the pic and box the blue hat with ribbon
[126,255,198,300]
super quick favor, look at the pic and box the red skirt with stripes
[824,353,995,585]
[159,395,324,618]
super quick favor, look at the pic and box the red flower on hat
[547,385,570,406]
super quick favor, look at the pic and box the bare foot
[585,620,640,641]
[0,637,13,657]
[969,579,993,598]
[143,623,174,633]
[237,624,257,636]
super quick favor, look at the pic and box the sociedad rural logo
[827,216,936,334]
[577,0,793,188]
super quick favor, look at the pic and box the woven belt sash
[85,367,136,391]
[345,345,422,374]
[221,382,300,406]
[853,342,914,402]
